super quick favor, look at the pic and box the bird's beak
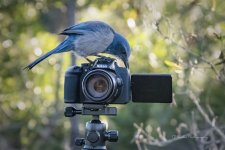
[120,55,129,68]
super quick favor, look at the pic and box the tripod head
[64,104,117,117]
[64,104,118,150]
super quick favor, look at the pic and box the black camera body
[64,58,131,104]
[64,57,172,105]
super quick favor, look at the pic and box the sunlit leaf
[164,60,182,70]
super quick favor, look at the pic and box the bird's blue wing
[60,21,114,35]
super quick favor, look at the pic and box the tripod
[64,104,119,150]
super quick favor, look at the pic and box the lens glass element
[86,75,109,98]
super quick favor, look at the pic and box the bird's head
[106,33,131,68]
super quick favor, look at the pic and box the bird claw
[85,57,93,63]
[94,54,104,58]
[85,55,116,65]
[94,54,115,61]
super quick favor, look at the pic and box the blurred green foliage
[0,0,225,149]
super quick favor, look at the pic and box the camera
[64,57,130,104]
[64,57,172,104]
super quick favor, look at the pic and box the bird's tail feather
[23,48,58,70]
[24,38,73,70]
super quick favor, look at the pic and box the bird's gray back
[62,21,115,57]
[64,21,114,32]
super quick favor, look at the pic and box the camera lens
[82,69,118,103]
[86,75,109,98]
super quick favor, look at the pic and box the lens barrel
[82,69,119,103]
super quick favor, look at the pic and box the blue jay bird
[24,21,130,70]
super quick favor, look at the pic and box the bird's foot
[94,54,104,58]
[85,57,93,63]
[93,54,114,60]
